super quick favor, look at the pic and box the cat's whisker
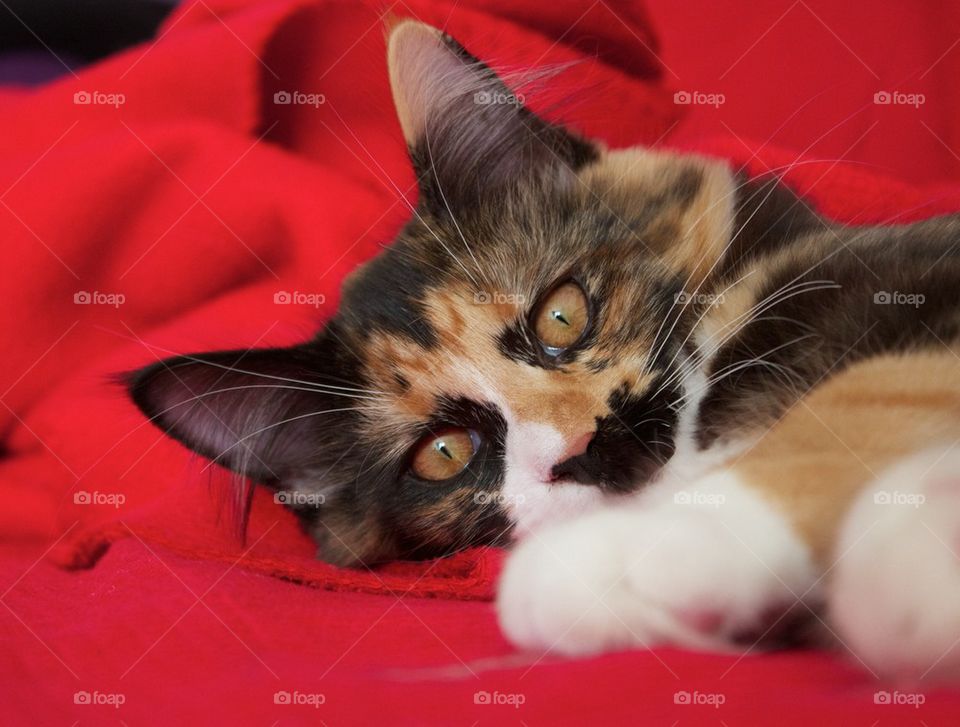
[145,384,374,426]
[653,283,832,401]
[160,354,380,397]
[664,329,815,410]
[629,416,673,428]
[642,136,868,373]
[424,129,488,286]
[649,279,839,400]
[669,333,815,406]
[637,156,823,372]
[203,406,365,471]
[642,265,761,386]
[324,98,484,289]
[99,326,381,397]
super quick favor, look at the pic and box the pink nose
[556,430,594,466]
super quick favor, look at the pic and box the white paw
[831,446,960,681]
[497,471,818,655]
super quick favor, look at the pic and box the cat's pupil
[531,281,590,353]
[410,428,478,481]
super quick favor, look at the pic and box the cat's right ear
[386,19,598,208]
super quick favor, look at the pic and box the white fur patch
[497,468,818,654]
[658,332,752,490]
[830,445,960,681]
[501,421,607,536]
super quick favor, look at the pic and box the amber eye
[410,428,479,481]
[532,281,590,355]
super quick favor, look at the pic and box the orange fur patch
[730,349,960,564]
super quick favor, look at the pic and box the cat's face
[129,21,737,565]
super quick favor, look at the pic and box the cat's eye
[410,427,479,481]
[532,281,590,355]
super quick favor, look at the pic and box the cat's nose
[549,431,595,483]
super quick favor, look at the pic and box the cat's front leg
[496,471,820,655]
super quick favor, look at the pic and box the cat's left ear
[126,344,347,483]
[387,20,598,207]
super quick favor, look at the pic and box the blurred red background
[647,0,960,187]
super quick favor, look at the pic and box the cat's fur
[128,20,960,680]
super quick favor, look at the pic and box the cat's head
[128,20,738,566]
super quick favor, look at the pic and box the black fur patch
[338,242,439,348]
[552,380,680,492]
[695,215,960,449]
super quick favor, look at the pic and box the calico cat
[128,20,960,679]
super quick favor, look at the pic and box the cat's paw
[831,446,960,681]
[496,472,818,655]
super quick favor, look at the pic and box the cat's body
[128,21,960,680]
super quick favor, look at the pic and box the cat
[128,19,960,680]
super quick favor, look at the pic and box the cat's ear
[127,345,346,482]
[386,20,598,206]
[127,343,404,567]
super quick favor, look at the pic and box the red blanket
[0,0,675,598]
[3,0,960,723]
